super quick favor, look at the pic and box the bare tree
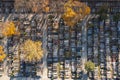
[14,0,66,13]
[14,0,31,13]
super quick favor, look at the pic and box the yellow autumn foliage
[21,39,44,62]
[0,46,6,62]
[62,0,91,27]
[32,7,38,13]
[62,7,77,26]
[85,6,91,15]
[43,6,50,12]
[64,0,73,8]
[2,22,20,37]
[65,8,77,18]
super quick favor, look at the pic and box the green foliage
[88,23,94,28]
[48,15,54,19]
[85,61,95,72]
[113,13,120,22]
[97,4,108,21]
[65,52,71,58]
[97,4,108,14]
[100,13,108,21]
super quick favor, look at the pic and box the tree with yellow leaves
[43,6,50,13]
[0,46,6,62]
[20,39,43,62]
[62,0,91,27]
[2,22,20,37]
[62,7,77,26]
[85,6,91,15]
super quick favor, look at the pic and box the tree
[97,4,108,14]
[2,22,20,37]
[0,22,4,38]
[88,22,94,28]
[62,0,91,27]
[0,46,6,62]
[14,0,66,13]
[62,7,77,26]
[14,0,30,12]
[65,51,71,58]
[14,0,50,13]
[97,4,108,21]
[85,61,95,72]
[49,0,66,14]
[113,13,120,22]
[14,0,41,13]
[20,39,43,62]
[85,6,91,15]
